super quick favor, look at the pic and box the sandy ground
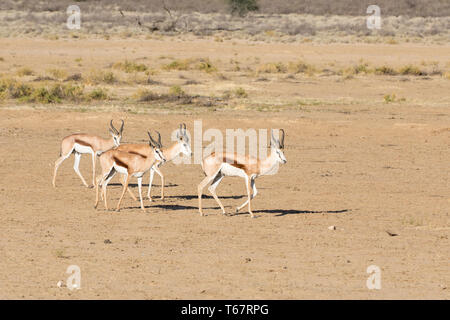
[0,38,449,299]
[0,106,448,299]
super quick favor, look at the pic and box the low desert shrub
[398,65,427,76]
[113,60,147,73]
[16,67,34,77]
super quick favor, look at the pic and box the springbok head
[176,123,192,157]
[148,131,166,162]
[109,119,124,147]
[270,129,287,164]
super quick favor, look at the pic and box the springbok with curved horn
[119,124,192,202]
[94,131,166,212]
[198,129,286,218]
[148,123,191,201]
[53,120,124,188]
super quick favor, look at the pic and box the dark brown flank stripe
[211,152,252,174]
[113,156,129,169]
[128,151,147,159]
[223,157,248,171]
[74,139,93,149]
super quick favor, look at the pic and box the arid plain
[0,37,449,299]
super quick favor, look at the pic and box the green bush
[113,60,147,73]
[29,87,61,103]
[163,59,192,71]
[374,66,398,75]
[227,0,259,17]
[88,88,108,100]
[27,84,85,103]
[133,88,160,102]
[398,65,427,76]
[56,83,85,101]
[197,59,217,73]
[0,79,107,103]
[169,85,185,96]
[234,87,248,98]
[4,79,33,99]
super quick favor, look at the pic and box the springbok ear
[109,128,115,136]
[279,129,285,149]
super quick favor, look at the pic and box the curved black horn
[280,129,285,148]
[271,129,276,146]
[119,119,124,134]
[156,130,162,148]
[147,131,157,147]
[110,120,119,135]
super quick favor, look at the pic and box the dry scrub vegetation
[1,55,448,108]
[0,0,448,110]
[0,0,448,43]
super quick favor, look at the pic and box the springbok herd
[52,120,287,218]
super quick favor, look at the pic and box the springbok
[94,131,166,212]
[119,124,192,202]
[198,129,286,218]
[52,120,124,188]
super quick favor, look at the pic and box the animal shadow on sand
[165,194,245,201]
[108,183,178,188]
[231,208,352,217]
[120,204,219,211]
[257,208,350,217]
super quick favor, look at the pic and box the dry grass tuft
[398,65,427,76]
[374,66,398,75]
[113,60,147,73]
[16,67,34,77]
[46,69,67,80]
[257,62,287,74]
[88,70,118,84]
[288,61,316,75]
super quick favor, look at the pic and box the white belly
[74,143,93,154]
[113,164,128,175]
[220,163,247,177]
[132,172,144,178]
